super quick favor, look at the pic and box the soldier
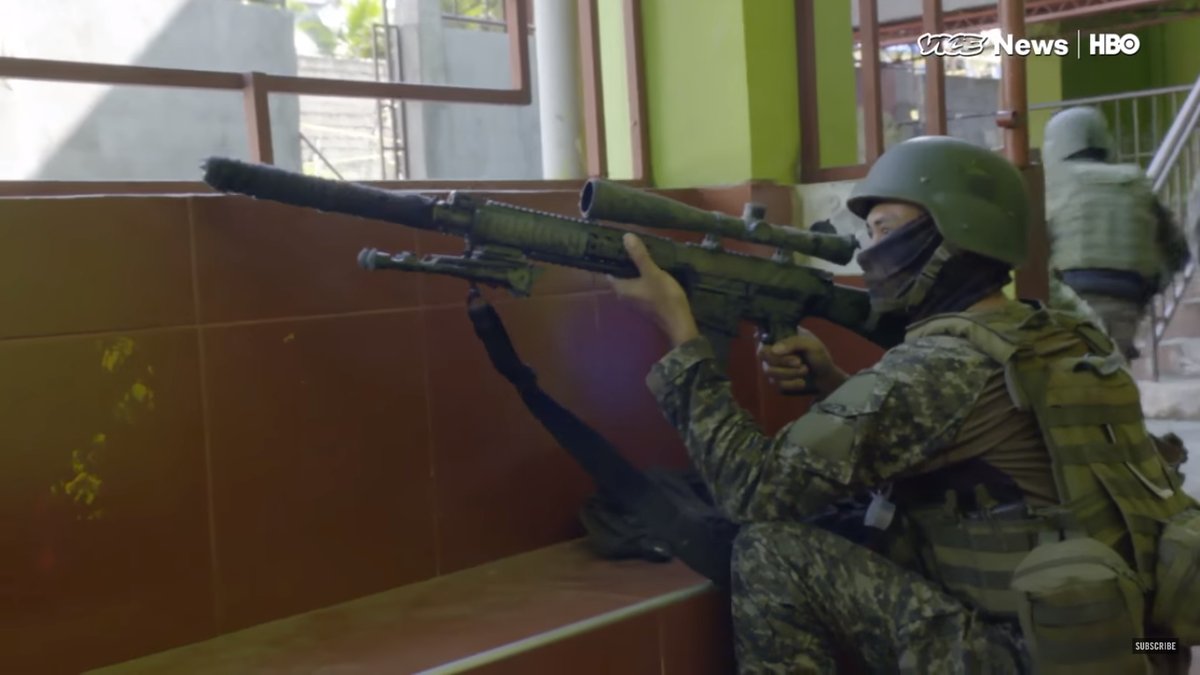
[1043,105,1190,360]
[608,136,1198,674]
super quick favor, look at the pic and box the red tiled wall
[0,189,883,673]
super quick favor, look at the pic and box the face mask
[856,214,942,310]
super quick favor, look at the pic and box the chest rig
[900,303,1195,618]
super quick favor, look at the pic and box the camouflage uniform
[648,331,1030,674]
[639,137,1199,674]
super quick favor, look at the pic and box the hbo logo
[1089,33,1141,56]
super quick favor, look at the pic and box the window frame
[794,0,956,182]
[0,0,651,194]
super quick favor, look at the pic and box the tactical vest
[1046,161,1162,279]
[900,304,1200,669]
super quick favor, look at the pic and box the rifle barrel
[202,157,445,233]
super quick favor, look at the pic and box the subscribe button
[1132,639,1179,654]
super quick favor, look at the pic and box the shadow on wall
[0,0,300,180]
[793,181,865,275]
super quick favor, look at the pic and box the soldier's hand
[608,233,700,347]
[757,328,846,396]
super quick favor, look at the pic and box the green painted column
[809,0,857,168]
[639,0,753,188]
[743,0,801,184]
[597,0,633,180]
[595,0,852,188]
[1026,55,1062,152]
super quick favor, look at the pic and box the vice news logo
[917,31,1141,58]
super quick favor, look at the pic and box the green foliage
[340,0,384,57]
[290,0,384,59]
[440,0,506,29]
[440,0,498,18]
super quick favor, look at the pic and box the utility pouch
[905,500,1041,619]
[1151,506,1200,645]
[1010,537,1150,674]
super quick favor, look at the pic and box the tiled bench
[89,540,735,675]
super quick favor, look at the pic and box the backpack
[578,468,733,564]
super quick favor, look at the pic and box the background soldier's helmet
[1043,105,1115,164]
[846,135,1029,267]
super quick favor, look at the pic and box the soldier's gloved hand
[757,329,847,397]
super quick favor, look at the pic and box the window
[0,0,647,190]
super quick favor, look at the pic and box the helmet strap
[867,244,955,318]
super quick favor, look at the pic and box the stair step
[1138,378,1200,420]
[1157,273,1200,340]
[1159,336,1200,346]
[87,541,734,675]
[1149,338,1200,377]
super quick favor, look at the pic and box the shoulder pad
[907,316,1018,365]
[781,372,891,485]
[819,371,889,417]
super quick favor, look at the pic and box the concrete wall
[0,0,300,180]
[295,57,388,181]
[391,0,544,181]
[292,28,543,181]
[0,0,545,182]
[410,28,543,180]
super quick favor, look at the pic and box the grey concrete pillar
[531,0,585,179]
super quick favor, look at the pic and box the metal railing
[1144,76,1200,380]
[371,19,408,181]
[1032,84,1196,170]
[888,83,1195,161]
[1024,79,1200,380]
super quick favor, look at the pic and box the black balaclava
[857,214,1013,323]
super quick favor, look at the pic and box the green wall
[809,0,857,167]
[609,0,850,188]
[640,0,753,187]
[742,0,801,184]
[1028,18,1200,161]
[597,0,633,180]
[1148,17,1200,87]
[601,3,1200,188]
[1026,55,1062,151]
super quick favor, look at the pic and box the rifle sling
[466,297,735,586]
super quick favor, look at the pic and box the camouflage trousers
[730,521,1029,674]
[1075,291,1144,360]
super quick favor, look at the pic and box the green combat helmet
[1042,106,1114,164]
[845,135,1029,312]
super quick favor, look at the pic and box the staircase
[1030,77,1200,418]
[1134,75,1200,419]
